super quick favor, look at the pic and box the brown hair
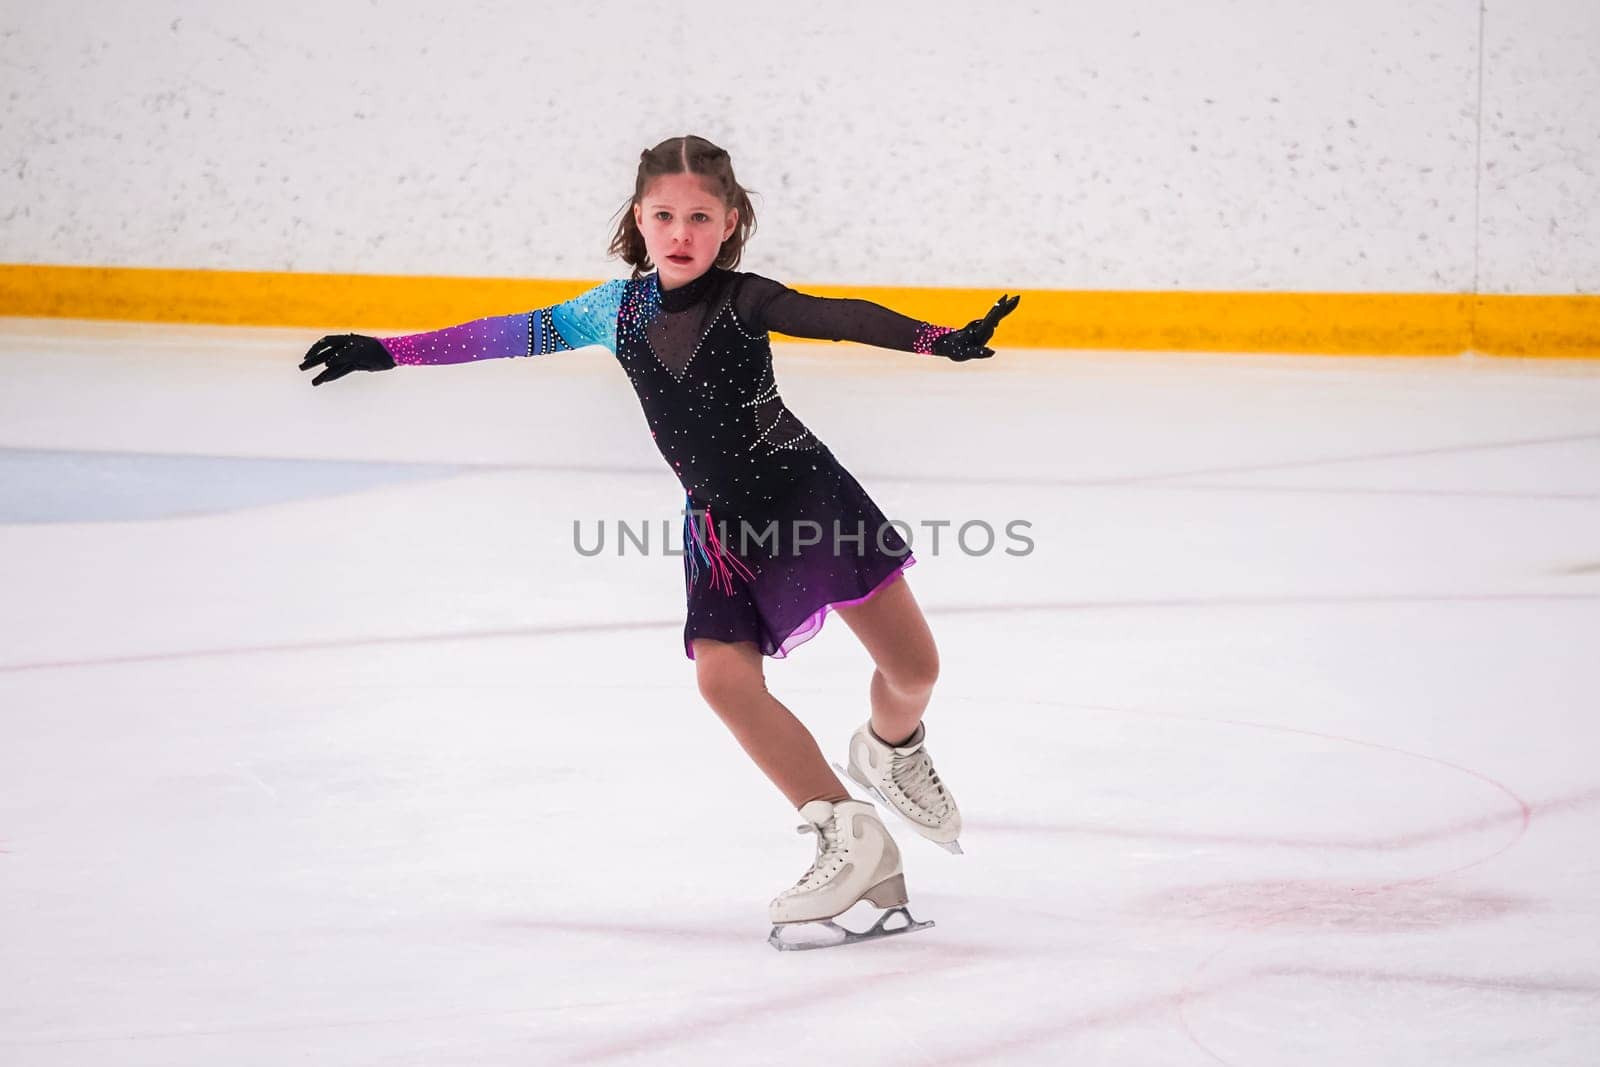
[607,135,758,278]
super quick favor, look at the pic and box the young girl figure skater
[300,135,1019,948]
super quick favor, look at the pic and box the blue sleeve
[549,279,625,354]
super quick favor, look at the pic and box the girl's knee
[884,644,940,696]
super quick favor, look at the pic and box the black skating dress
[380,265,956,660]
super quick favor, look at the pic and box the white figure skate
[768,798,934,951]
[835,722,963,854]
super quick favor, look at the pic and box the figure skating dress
[381,266,954,660]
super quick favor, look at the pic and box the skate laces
[891,747,948,816]
[790,816,846,891]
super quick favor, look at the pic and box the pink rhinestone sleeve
[912,323,955,355]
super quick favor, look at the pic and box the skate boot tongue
[889,724,927,755]
[797,799,836,828]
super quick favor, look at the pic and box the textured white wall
[2,0,1595,293]
[1477,0,1600,294]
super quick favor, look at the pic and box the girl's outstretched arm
[736,275,1019,361]
[379,308,567,366]
[380,278,627,365]
[299,279,626,385]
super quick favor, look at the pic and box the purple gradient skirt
[682,454,916,660]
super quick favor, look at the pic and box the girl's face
[632,173,738,289]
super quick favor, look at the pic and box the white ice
[1,317,1598,1065]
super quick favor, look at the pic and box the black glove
[929,294,1022,362]
[298,333,396,386]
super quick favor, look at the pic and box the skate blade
[768,906,935,952]
[832,760,964,855]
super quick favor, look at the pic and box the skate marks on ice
[0,616,683,676]
[493,906,940,955]
[970,696,1535,862]
[7,591,1600,676]
[908,963,1600,1067]
[1148,879,1530,934]
[975,784,1596,855]
[918,693,1586,1065]
[1086,699,1539,1067]
[488,914,1000,1065]
[491,915,757,947]
[498,864,937,954]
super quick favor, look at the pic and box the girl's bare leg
[833,574,940,745]
[693,637,850,809]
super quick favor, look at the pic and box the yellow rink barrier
[1,263,1595,357]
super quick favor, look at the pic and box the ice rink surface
[2,316,1597,1065]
